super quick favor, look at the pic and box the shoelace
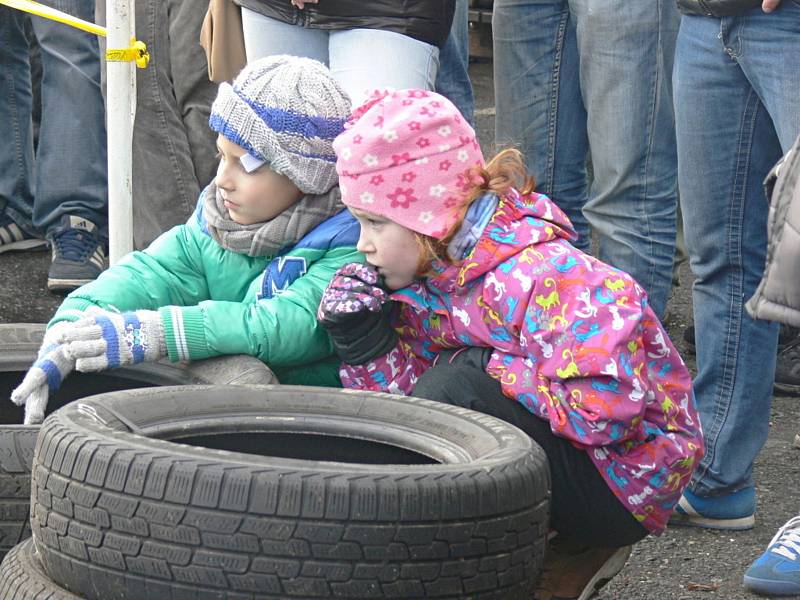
[778,325,800,348]
[54,229,96,263]
[779,337,800,364]
[768,516,800,561]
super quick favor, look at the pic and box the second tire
[0,322,277,562]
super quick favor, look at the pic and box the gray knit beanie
[209,55,351,194]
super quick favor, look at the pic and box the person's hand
[60,308,167,372]
[291,0,318,9]
[11,322,78,425]
[762,0,781,12]
[318,262,390,323]
[318,263,398,365]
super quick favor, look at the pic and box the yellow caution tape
[0,0,105,36]
[107,39,150,69]
[0,0,149,68]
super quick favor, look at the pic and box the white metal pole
[105,0,135,264]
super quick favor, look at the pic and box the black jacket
[234,0,456,48]
[677,0,762,16]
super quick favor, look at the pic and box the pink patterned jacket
[340,189,703,533]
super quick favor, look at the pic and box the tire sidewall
[31,385,550,599]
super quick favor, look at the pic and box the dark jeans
[412,359,648,547]
[132,0,218,248]
[435,0,474,126]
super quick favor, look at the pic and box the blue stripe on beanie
[208,113,265,160]
[232,86,347,141]
[209,113,338,163]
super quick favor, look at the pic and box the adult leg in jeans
[412,363,647,547]
[241,9,329,64]
[493,0,591,253]
[31,0,107,239]
[493,0,679,318]
[573,0,679,320]
[674,7,800,513]
[435,0,474,126]
[329,29,439,106]
[132,0,218,248]
[0,6,38,237]
[241,11,439,107]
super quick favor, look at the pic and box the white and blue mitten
[61,308,167,372]
[11,321,79,425]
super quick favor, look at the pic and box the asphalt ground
[0,60,798,599]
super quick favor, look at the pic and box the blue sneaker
[47,216,106,292]
[744,516,800,596]
[669,487,756,530]
[0,217,47,253]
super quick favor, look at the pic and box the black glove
[318,263,398,364]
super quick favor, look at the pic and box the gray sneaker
[47,216,106,292]
[0,218,47,253]
[774,330,800,396]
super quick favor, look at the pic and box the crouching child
[13,55,360,424]
[319,89,705,600]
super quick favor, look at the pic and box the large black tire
[0,538,82,600]
[31,385,550,599]
[0,323,276,562]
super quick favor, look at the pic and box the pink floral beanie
[333,89,485,239]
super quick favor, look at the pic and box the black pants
[412,359,649,548]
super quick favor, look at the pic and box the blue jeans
[674,5,800,497]
[241,9,440,106]
[0,0,107,238]
[493,0,679,318]
[435,0,475,126]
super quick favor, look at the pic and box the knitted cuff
[159,306,213,363]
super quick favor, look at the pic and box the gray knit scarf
[203,182,344,257]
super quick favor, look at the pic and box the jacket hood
[432,189,577,291]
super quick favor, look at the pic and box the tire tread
[31,388,550,599]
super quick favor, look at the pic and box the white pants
[241,8,439,106]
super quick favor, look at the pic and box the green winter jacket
[51,202,363,386]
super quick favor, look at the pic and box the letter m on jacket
[260,256,307,299]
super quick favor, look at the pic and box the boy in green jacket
[12,55,360,424]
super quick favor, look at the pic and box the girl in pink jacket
[319,89,703,599]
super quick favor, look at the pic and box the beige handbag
[200,0,248,83]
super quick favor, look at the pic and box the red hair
[415,148,536,275]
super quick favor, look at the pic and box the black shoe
[47,216,106,292]
[774,335,800,396]
[778,324,800,347]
